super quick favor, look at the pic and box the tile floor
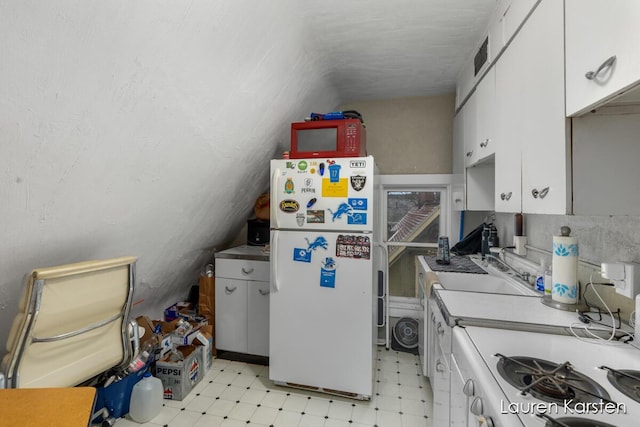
[114,348,433,427]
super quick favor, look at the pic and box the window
[378,176,452,299]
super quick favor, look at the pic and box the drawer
[215,258,269,281]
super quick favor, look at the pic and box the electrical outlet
[602,262,640,299]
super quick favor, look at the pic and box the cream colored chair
[2,256,138,389]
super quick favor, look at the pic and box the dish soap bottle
[544,265,552,295]
[535,259,547,293]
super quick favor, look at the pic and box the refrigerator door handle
[271,230,280,292]
[271,167,281,229]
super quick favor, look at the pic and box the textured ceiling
[299,0,497,102]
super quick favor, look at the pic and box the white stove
[453,326,640,427]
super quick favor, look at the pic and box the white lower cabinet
[215,257,270,357]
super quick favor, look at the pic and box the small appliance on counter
[247,219,269,246]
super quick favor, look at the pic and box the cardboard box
[155,345,203,401]
[194,325,213,372]
[164,302,194,321]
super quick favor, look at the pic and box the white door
[270,157,374,231]
[247,280,270,357]
[270,229,373,396]
[215,278,248,353]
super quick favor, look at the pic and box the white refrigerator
[269,156,377,399]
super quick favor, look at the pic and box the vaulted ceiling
[0,0,495,346]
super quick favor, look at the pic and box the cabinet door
[463,93,478,167]
[474,67,496,164]
[215,278,248,353]
[450,354,469,427]
[452,111,466,211]
[519,0,570,214]
[247,280,270,357]
[566,0,640,116]
[494,21,523,213]
[431,345,450,427]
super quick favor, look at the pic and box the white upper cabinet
[473,67,496,165]
[501,0,540,46]
[565,0,640,116]
[519,0,570,214]
[493,27,523,213]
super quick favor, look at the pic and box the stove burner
[601,365,640,403]
[538,414,617,427]
[495,354,612,407]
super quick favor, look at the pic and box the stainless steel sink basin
[434,271,535,295]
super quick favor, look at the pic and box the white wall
[0,1,340,347]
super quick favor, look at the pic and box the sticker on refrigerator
[306,210,325,223]
[320,257,336,288]
[321,178,348,197]
[295,213,305,227]
[293,248,311,263]
[306,198,317,208]
[328,203,352,222]
[350,160,366,168]
[305,236,328,251]
[318,162,325,176]
[350,175,367,191]
[328,162,341,183]
[279,199,299,213]
[301,178,315,193]
[297,160,308,172]
[348,198,367,210]
[347,213,367,225]
[336,235,371,260]
[284,177,295,194]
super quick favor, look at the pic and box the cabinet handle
[470,396,484,416]
[435,360,446,373]
[436,322,445,336]
[531,187,550,199]
[585,55,616,80]
[225,286,237,294]
[259,288,270,296]
[466,150,474,158]
[480,139,490,148]
[463,379,475,397]
[500,192,512,201]
[241,267,254,275]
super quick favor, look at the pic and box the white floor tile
[324,418,352,427]
[240,388,267,405]
[206,398,237,417]
[249,405,279,425]
[227,401,256,421]
[327,401,353,420]
[260,390,288,408]
[219,418,247,427]
[376,409,403,427]
[273,409,302,427]
[230,373,255,388]
[165,410,203,427]
[219,385,247,402]
[186,395,215,413]
[376,395,401,412]
[402,413,430,427]
[200,381,228,398]
[350,405,377,424]
[193,413,225,427]
[400,397,429,416]
[303,397,331,417]
[148,405,181,424]
[298,413,326,427]
[281,395,308,412]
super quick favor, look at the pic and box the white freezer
[269,229,376,398]
[270,156,374,232]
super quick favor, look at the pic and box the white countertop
[215,244,270,261]
[434,288,630,337]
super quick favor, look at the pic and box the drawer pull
[466,150,474,158]
[531,187,550,199]
[480,139,490,148]
[225,286,237,294]
[585,55,616,80]
[470,396,484,416]
[436,322,445,336]
[242,267,255,275]
[259,289,270,296]
[435,360,446,373]
[500,192,512,201]
[463,379,475,397]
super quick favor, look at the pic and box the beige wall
[339,94,455,174]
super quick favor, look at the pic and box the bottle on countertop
[535,259,547,293]
[436,236,450,265]
[488,225,500,248]
[481,225,491,259]
[544,266,552,295]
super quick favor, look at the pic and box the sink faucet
[484,254,531,283]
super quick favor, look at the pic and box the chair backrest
[2,257,137,388]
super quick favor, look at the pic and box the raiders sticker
[350,175,367,191]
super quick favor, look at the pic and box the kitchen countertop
[215,244,270,261]
[433,288,632,338]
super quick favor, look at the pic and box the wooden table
[0,387,96,426]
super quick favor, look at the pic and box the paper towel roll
[551,234,579,304]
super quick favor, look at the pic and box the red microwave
[290,118,366,159]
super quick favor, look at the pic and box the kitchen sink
[434,271,536,295]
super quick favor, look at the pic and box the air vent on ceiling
[474,36,489,76]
